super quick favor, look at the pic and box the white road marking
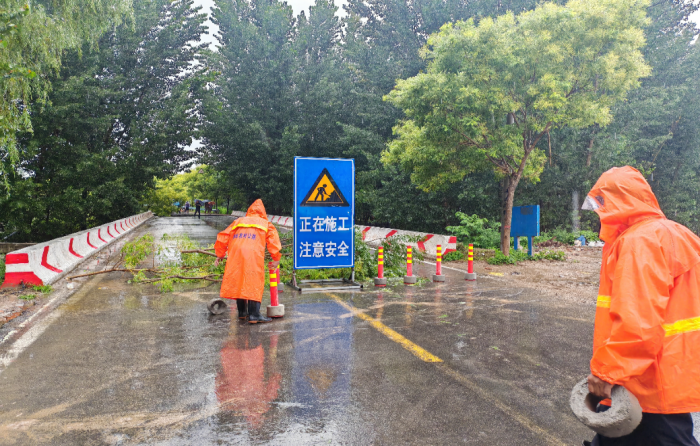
[0,294,65,373]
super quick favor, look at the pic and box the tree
[0,0,132,177]
[383,0,651,254]
[0,0,206,241]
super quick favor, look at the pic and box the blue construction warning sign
[294,157,354,269]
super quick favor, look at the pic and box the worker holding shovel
[214,199,282,324]
[581,166,700,446]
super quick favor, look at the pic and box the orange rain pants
[588,166,700,413]
[215,199,282,303]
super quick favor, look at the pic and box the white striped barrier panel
[229,211,456,258]
[2,212,154,288]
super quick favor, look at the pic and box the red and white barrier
[2,212,154,287]
[230,211,457,258]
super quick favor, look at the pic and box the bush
[535,228,600,246]
[446,212,501,249]
[531,250,567,261]
[487,248,566,264]
[0,254,4,284]
[443,251,465,262]
[487,249,528,265]
[32,284,52,294]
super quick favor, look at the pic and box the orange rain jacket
[588,166,700,413]
[215,199,282,302]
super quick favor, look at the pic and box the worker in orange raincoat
[582,167,700,446]
[214,199,282,324]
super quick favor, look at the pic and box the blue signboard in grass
[294,157,354,269]
[510,205,540,256]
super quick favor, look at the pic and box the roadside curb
[230,211,457,259]
[1,212,154,287]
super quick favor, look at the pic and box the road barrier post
[404,246,417,285]
[465,243,477,281]
[433,244,445,282]
[267,265,284,317]
[374,246,387,287]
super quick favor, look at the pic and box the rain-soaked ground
[0,216,696,445]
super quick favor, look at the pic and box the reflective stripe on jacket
[589,166,700,413]
[215,199,282,302]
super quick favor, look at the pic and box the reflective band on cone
[405,246,416,285]
[267,266,284,318]
[433,244,445,282]
[466,243,477,281]
[375,246,387,287]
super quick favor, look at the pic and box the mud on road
[447,246,602,305]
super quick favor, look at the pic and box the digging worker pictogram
[314,184,328,202]
[214,199,282,324]
[582,166,700,446]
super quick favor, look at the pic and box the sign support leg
[291,271,301,291]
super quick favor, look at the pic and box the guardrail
[1,212,154,288]
[229,211,456,258]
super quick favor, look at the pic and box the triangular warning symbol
[301,168,349,207]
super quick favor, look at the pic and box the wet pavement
[0,217,694,445]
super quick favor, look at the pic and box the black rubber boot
[248,301,272,324]
[236,299,248,320]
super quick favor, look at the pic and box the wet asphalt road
[0,216,696,445]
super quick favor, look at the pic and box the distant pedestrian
[185,201,190,214]
[194,200,201,219]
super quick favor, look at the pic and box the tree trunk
[500,177,516,255]
[572,190,580,232]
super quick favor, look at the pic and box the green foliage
[443,251,465,262]
[0,0,132,176]
[0,0,206,242]
[128,234,225,292]
[0,254,4,284]
[122,235,155,269]
[32,284,52,294]
[531,250,567,261]
[446,212,501,249]
[487,247,566,264]
[534,229,599,246]
[18,294,35,300]
[383,0,651,253]
[487,249,529,265]
[143,165,244,216]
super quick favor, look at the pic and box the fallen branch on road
[66,268,152,280]
[140,274,222,283]
[181,249,217,257]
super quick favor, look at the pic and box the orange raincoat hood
[246,199,268,220]
[586,166,665,243]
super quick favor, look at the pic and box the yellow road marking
[326,293,566,446]
[330,295,442,362]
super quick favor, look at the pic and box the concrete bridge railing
[229,211,457,259]
[2,212,154,288]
